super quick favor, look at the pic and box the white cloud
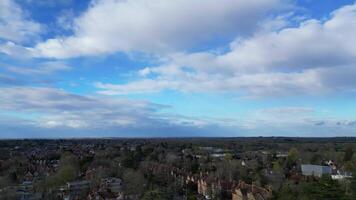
[259,107,314,114]
[6,61,71,75]
[0,87,162,128]
[0,86,233,129]
[32,0,288,58]
[0,74,24,86]
[56,9,75,31]
[0,87,355,136]
[239,106,356,135]
[0,41,33,58]
[95,3,356,97]
[220,6,356,73]
[0,0,42,42]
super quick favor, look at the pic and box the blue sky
[1,0,356,138]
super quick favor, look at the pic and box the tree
[272,161,283,174]
[190,160,199,174]
[0,176,10,189]
[142,189,166,200]
[344,161,354,172]
[123,169,146,198]
[0,188,19,200]
[57,164,77,183]
[310,154,323,165]
[40,153,79,191]
[286,148,299,169]
[349,168,356,199]
[344,145,354,162]
[276,183,296,200]
[224,153,233,161]
[300,175,346,200]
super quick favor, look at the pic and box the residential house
[232,181,272,200]
[301,164,332,177]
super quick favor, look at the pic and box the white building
[301,164,332,177]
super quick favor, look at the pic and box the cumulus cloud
[239,106,356,136]
[259,107,314,114]
[95,3,356,97]
[0,0,42,42]
[1,0,356,137]
[219,3,356,72]
[242,106,315,128]
[337,120,356,126]
[0,87,163,128]
[31,0,288,58]
[0,87,234,130]
[97,66,356,97]
[0,75,24,86]
[0,87,355,137]
[0,41,33,58]
[6,61,71,75]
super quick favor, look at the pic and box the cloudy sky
[1,0,356,138]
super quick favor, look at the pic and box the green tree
[350,168,356,199]
[287,148,299,168]
[276,183,296,200]
[344,145,354,162]
[301,175,346,200]
[272,161,283,174]
[40,153,79,190]
[0,176,10,189]
[142,189,166,200]
[123,169,146,197]
[344,161,354,172]
[57,165,77,183]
